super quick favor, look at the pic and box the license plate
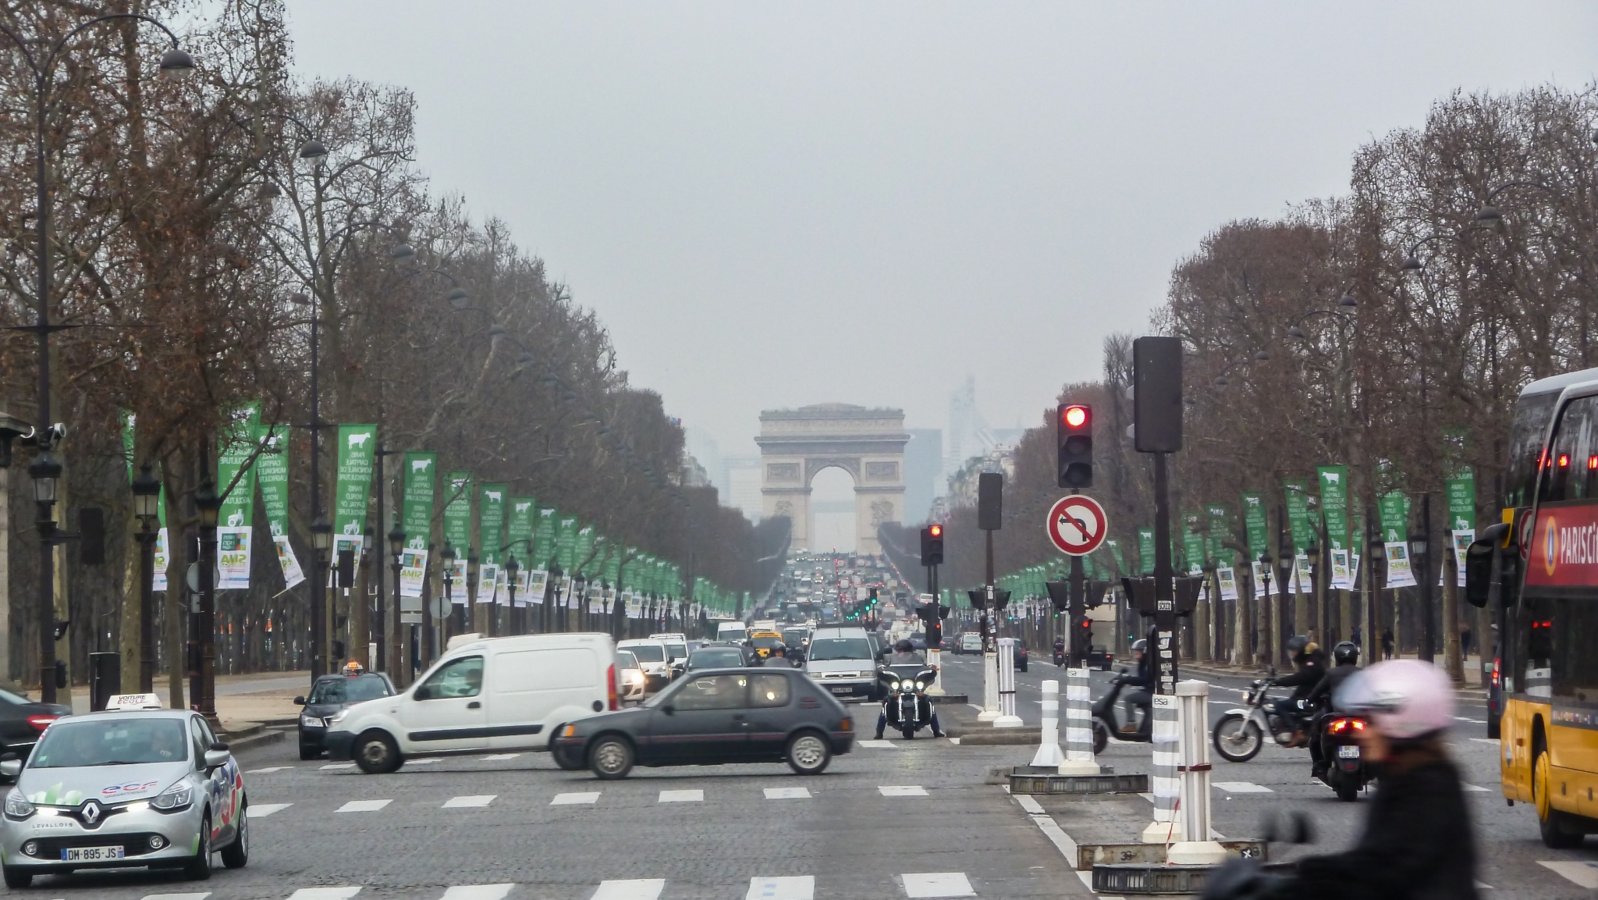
[61,845,124,862]
[829,686,853,695]
[1338,745,1360,759]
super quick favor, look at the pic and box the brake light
[606,664,619,711]
[25,715,56,734]
[1327,717,1366,735]
[1493,657,1501,688]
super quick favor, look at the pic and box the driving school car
[0,694,249,888]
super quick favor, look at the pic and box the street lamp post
[1257,553,1272,668]
[28,451,62,701]
[1365,519,1387,662]
[1410,494,1434,663]
[468,552,481,636]
[550,564,566,632]
[310,516,333,683]
[386,522,405,685]
[194,480,222,726]
[441,543,457,649]
[505,555,521,631]
[574,574,589,631]
[132,465,162,693]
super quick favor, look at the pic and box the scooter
[1314,712,1375,801]
[1091,668,1152,754]
[1211,675,1312,763]
[1053,644,1067,667]
[878,664,937,739]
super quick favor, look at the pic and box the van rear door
[488,645,605,749]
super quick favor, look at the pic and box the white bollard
[1166,679,1228,864]
[1141,694,1183,843]
[994,638,1024,728]
[978,638,1000,722]
[925,647,945,697]
[1059,667,1100,775]
[1030,679,1066,768]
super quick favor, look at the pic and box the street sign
[429,596,451,618]
[1047,495,1108,557]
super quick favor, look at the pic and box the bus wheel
[1535,742,1584,849]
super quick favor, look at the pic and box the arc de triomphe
[757,404,909,555]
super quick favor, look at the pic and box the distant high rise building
[945,375,991,482]
[903,428,942,523]
[724,456,763,521]
[685,427,725,496]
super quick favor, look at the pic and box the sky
[287,1,1598,477]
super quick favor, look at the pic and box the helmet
[1131,639,1147,653]
[343,661,364,676]
[1333,659,1455,741]
[895,639,915,653]
[1332,641,1360,666]
[771,644,786,655]
[1285,635,1309,658]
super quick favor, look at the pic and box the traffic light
[921,523,945,566]
[1057,403,1092,488]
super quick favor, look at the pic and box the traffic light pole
[1069,553,1086,666]
[925,562,944,696]
[1152,451,1179,695]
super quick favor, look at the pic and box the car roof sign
[105,692,164,711]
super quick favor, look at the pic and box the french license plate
[61,845,124,862]
[829,686,853,695]
[1338,745,1361,759]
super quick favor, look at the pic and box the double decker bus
[1468,367,1598,847]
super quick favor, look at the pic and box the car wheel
[220,800,250,869]
[589,735,634,780]
[3,867,31,888]
[1020,662,1029,672]
[354,730,402,774]
[298,744,319,761]
[184,813,213,880]
[786,730,831,775]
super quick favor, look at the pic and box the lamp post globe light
[132,465,162,692]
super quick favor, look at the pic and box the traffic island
[1008,767,1147,796]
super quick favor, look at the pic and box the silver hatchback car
[0,698,248,888]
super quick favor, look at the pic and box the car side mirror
[202,749,229,771]
[414,686,431,701]
[0,759,18,783]
[293,696,306,706]
[1465,523,1510,609]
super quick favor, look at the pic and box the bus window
[1507,391,1558,507]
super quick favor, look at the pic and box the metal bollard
[1167,680,1228,864]
[994,638,1023,727]
[1140,694,1183,843]
[978,640,1000,722]
[1060,667,1100,775]
[1029,679,1066,768]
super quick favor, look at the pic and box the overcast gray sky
[289,1,1597,465]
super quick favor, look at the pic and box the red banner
[1525,502,1598,588]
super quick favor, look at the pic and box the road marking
[879,785,928,797]
[480,753,521,761]
[948,736,961,745]
[440,886,514,900]
[763,787,811,800]
[551,791,600,806]
[1469,738,1499,744]
[246,766,290,774]
[902,872,975,897]
[658,789,703,803]
[858,739,897,749]
[408,758,442,765]
[320,763,356,771]
[246,803,290,818]
[287,890,362,900]
[337,799,391,813]
[1212,781,1273,794]
[442,795,496,808]
[1461,783,1491,792]
[591,880,665,900]
[744,875,814,899]
[1539,860,1598,888]
[141,893,212,900]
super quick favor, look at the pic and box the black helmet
[1332,641,1359,665]
[1285,635,1309,658]
[895,639,915,653]
[1132,639,1147,653]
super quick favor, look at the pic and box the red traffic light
[1062,404,1089,429]
[929,523,943,538]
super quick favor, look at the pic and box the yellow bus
[1468,367,1598,847]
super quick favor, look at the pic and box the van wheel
[786,730,831,775]
[354,731,402,774]
[590,735,634,780]
[1535,739,1584,848]
[3,867,32,888]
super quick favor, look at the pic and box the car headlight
[300,714,321,727]
[150,782,193,813]
[4,790,34,819]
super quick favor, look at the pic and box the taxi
[747,630,784,659]
[0,694,249,887]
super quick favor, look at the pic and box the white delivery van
[716,621,749,643]
[324,632,618,773]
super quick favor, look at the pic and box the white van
[324,632,618,773]
[716,621,748,643]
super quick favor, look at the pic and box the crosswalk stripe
[591,879,666,899]
[481,753,521,761]
[442,795,496,808]
[903,872,976,898]
[878,785,928,797]
[141,893,211,900]
[745,875,814,899]
[1462,783,1491,792]
[246,766,290,774]
[287,889,362,900]
[1211,782,1273,794]
[246,803,291,818]
[858,740,897,749]
[658,789,704,803]
[336,799,391,813]
[440,885,514,900]
[320,762,356,771]
[409,758,442,766]
[763,787,811,800]
[1540,860,1598,888]
[551,791,600,806]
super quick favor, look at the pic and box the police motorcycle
[1211,670,1313,763]
[1091,667,1153,754]
[878,664,937,739]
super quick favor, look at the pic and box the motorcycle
[1091,668,1152,754]
[1314,712,1374,802]
[1211,676,1313,763]
[1053,644,1067,667]
[878,664,937,739]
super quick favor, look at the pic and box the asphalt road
[937,649,1598,898]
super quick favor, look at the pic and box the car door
[190,716,237,845]
[403,655,490,752]
[645,672,750,764]
[743,672,796,759]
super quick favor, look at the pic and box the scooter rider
[874,639,945,739]
[1120,636,1153,733]
[1306,641,1361,778]
[1053,635,1066,665]
[1272,635,1327,745]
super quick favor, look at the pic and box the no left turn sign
[1047,495,1109,557]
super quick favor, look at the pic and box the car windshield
[782,630,808,644]
[750,636,781,649]
[808,637,872,661]
[307,674,392,704]
[624,643,665,662]
[32,719,188,768]
[690,649,744,668]
[664,642,688,657]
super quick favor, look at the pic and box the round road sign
[429,596,452,619]
[1047,495,1109,557]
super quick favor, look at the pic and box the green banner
[1284,478,1313,551]
[217,402,262,529]
[556,517,578,571]
[1182,512,1205,572]
[479,484,508,566]
[533,508,557,568]
[1446,470,1476,532]
[506,497,535,563]
[1243,493,1269,556]
[1378,492,1411,543]
[1205,503,1230,562]
[604,546,621,584]
[574,525,596,574]
[443,471,472,554]
[1138,528,1155,575]
[1317,465,1350,550]
[401,451,437,550]
[256,423,291,539]
[333,424,378,539]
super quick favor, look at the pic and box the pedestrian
[1351,624,1362,649]
[1460,623,1473,659]
[1381,628,1395,661]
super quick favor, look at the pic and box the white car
[614,650,647,703]
[616,639,673,693]
[959,633,982,655]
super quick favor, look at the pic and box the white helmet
[1333,659,1455,740]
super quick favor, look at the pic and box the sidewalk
[63,670,311,731]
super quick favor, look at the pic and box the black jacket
[1304,661,1358,710]
[1275,650,1328,701]
[1281,753,1479,900]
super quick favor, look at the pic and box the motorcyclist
[874,639,944,739]
[1272,635,1327,745]
[1306,641,1361,778]
[762,645,793,667]
[1120,637,1153,733]
[1053,636,1067,665]
[1256,659,1480,899]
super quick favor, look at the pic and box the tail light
[1327,717,1367,735]
[1492,657,1501,688]
[606,664,619,711]
[25,715,56,734]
